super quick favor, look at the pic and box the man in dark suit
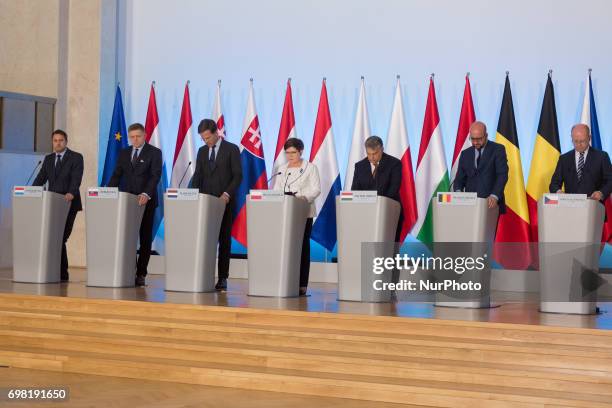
[32,129,84,282]
[108,123,162,287]
[549,123,612,201]
[190,119,242,291]
[453,121,509,213]
[351,135,403,241]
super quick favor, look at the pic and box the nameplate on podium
[339,190,377,203]
[13,186,43,197]
[249,190,284,202]
[437,192,477,206]
[166,188,199,200]
[543,193,587,207]
[88,187,118,199]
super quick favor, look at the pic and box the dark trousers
[136,203,156,277]
[299,218,314,288]
[61,208,78,278]
[217,204,234,280]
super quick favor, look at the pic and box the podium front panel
[538,195,604,314]
[86,190,145,287]
[247,193,310,297]
[12,189,70,283]
[164,190,226,292]
[336,194,400,302]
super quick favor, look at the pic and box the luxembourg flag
[385,76,418,241]
[170,82,195,188]
[344,77,371,189]
[450,74,475,188]
[212,80,226,139]
[271,79,297,188]
[310,79,341,251]
[232,79,268,247]
[144,82,168,240]
[580,70,611,243]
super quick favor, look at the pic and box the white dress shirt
[273,160,321,218]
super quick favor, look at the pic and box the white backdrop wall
[107,0,611,262]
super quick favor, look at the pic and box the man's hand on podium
[220,192,230,204]
[487,195,498,209]
[64,193,74,202]
[137,194,150,206]
[556,189,564,194]
[590,191,603,201]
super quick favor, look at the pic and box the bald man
[549,124,612,201]
[453,121,509,212]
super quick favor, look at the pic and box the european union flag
[101,86,128,186]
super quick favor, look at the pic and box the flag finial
[186,80,190,86]
[396,74,400,80]
[548,69,552,77]
[588,68,592,75]
[218,79,221,85]
[505,70,510,76]
[430,73,435,80]
[117,81,121,88]
[466,72,470,78]
[323,77,327,82]
[288,77,291,83]
[152,81,156,88]
[361,75,364,80]
[250,77,253,83]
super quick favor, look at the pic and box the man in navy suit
[453,121,509,213]
[33,129,84,282]
[108,123,162,287]
[351,135,403,241]
[549,123,612,201]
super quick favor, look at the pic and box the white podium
[247,190,310,297]
[433,192,498,308]
[85,188,145,287]
[164,189,226,292]
[538,193,605,314]
[12,186,70,283]
[336,191,401,302]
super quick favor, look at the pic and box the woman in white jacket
[272,138,321,296]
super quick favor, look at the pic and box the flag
[385,76,418,241]
[413,77,450,243]
[170,82,196,188]
[494,73,532,270]
[310,79,342,251]
[144,83,168,240]
[101,86,128,186]
[232,80,268,247]
[450,74,476,187]
[526,73,561,243]
[345,77,371,189]
[271,79,297,188]
[212,80,226,139]
[580,70,612,243]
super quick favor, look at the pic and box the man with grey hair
[453,121,509,212]
[549,123,612,201]
[351,135,403,241]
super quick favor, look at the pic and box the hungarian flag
[101,86,128,186]
[413,77,450,243]
[580,70,612,243]
[232,80,268,247]
[171,82,196,188]
[526,73,561,243]
[310,79,342,251]
[345,77,371,189]
[494,74,532,270]
[385,76,417,241]
[450,74,475,188]
[212,80,226,139]
[271,79,296,188]
[144,83,169,240]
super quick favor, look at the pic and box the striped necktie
[577,151,584,182]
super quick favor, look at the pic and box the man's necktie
[476,148,482,168]
[132,148,139,166]
[372,162,378,178]
[577,151,585,182]
[55,154,61,168]
[209,145,216,170]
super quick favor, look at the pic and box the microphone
[178,161,192,188]
[26,160,42,185]
[283,172,292,194]
[267,171,282,184]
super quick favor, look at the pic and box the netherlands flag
[310,79,341,251]
[231,79,268,247]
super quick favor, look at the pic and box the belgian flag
[494,73,532,270]
[526,72,561,244]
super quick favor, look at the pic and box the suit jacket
[549,147,612,200]
[351,152,402,203]
[453,140,509,214]
[108,143,163,208]
[189,139,242,204]
[32,148,84,212]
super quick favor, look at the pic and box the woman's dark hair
[284,138,304,151]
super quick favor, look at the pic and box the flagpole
[152,81,155,89]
